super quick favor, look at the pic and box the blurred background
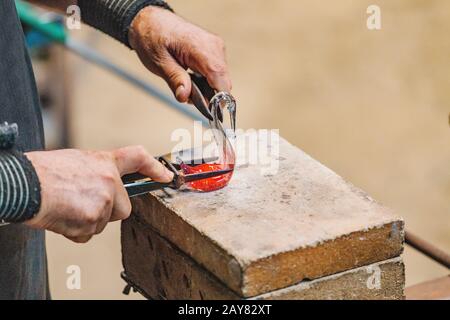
[26,0,449,299]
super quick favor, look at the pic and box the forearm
[26,1,173,47]
[77,0,173,47]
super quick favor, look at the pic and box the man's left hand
[129,6,232,103]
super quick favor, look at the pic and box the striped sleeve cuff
[0,151,41,223]
[78,0,174,48]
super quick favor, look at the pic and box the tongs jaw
[189,72,236,126]
[122,154,232,198]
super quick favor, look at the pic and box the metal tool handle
[124,180,172,198]
[190,73,216,101]
[189,72,216,121]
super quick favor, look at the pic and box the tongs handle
[124,180,173,198]
[190,72,216,101]
[123,155,179,198]
[189,72,216,121]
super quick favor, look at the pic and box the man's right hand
[24,146,174,243]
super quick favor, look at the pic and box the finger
[65,235,93,244]
[113,146,174,182]
[159,52,192,103]
[191,60,232,93]
[95,200,115,233]
[206,65,232,93]
[94,219,109,234]
[189,49,232,92]
[61,219,97,237]
[110,182,132,222]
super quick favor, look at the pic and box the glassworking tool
[184,72,237,192]
[189,72,237,130]
[189,72,215,121]
[122,154,232,198]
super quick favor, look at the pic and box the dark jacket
[0,0,49,300]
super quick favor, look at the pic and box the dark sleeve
[0,124,41,224]
[77,0,174,48]
[0,150,41,223]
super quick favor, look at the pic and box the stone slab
[130,131,404,297]
[121,215,405,300]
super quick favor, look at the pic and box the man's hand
[25,146,173,243]
[129,6,232,103]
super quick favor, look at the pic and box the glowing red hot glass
[181,163,235,192]
[181,91,236,192]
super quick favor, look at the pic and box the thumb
[159,53,192,103]
[113,146,174,183]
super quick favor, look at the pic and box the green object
[15,0,67,44]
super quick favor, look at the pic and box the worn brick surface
[122,215,405,300]
[127,131,404,297]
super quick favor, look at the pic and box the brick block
[122,215,405,300]
[125,131,404,297]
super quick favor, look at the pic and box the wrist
[129,6,175,50]
[78,0,173,48]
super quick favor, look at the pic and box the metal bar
[124,168,233,198]
[406,231,450,269]
[183,168,233,183]
[125,180,171,198]
[65,39,209,126]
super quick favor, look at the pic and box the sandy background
[41,0,449,299]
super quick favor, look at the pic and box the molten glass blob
[181,92,237,192]
[181,163,235,192]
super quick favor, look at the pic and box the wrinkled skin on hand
[129,6,232,103]
[25,146,173,243]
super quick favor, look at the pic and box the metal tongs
[122,154,232,198]
[123,74,236,198]
[189,72,236,131]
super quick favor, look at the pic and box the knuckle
[165,69,182,84]
[80,236,93,243]
[147,159,163,176]
[123,202,132,218]
[65,228,93,240]
[73,237,90,244]
[112,148,125,162]
[134,145,148,159]
[84,214,98,225]
[135,145,151,168]
[98,150,113,162]
[207,62,227,76]
[101,172,117,187]
[102,194,114,208]
[97,191,114,211]
[207,34,225,50]
[116,208,131,222]
[136,144,147,154]
[65,229,81,238]
[215,36,226,49]
[83,209,102,225]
